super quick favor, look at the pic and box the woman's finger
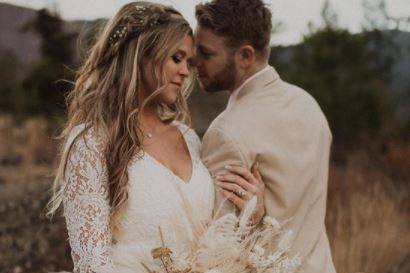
[225,165,257,185]
[217,174,257,193]
[221,189,245,210]
[251,162,263,184]
[217,181,250,198]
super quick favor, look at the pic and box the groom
[194,0,336,272]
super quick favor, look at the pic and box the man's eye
[200,51,212,59]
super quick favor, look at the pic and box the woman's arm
[62,130,116,273]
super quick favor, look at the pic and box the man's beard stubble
[201,57,237,93]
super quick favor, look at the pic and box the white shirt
[226,65,270,109]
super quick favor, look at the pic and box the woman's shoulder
[63,124,109,199]
[173,120,202,154]
[173,120,200,140]
[64,124,106,158]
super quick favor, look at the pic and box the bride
[47,2,265,272]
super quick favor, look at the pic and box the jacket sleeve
[201,127,252,218]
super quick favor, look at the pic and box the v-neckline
[143,122,194,184]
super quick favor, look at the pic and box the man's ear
[236,45,255,68]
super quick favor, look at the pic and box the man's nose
[191,55,201,68]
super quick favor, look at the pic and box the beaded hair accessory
[108,5,163,47]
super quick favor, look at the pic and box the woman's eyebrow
[175,49,187,57]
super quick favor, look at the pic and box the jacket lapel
[234,66,280,104]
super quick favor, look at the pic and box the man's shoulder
[280,80,319,108]
[203,80,331,143]
[204,110,233,138]
[279,80,329,125]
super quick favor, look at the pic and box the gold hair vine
[108,5,160,46]
[108,26,127,44]
[135,5,146,12]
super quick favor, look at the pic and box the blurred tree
[21,9,75,118]
[0,50,22,113]
[363,0,410,31]
[271,0,393,149]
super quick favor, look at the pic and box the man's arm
[201,126,251,218]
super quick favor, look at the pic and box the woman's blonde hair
[47,1,194,235]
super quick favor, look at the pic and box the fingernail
[216,175,223,180]
[256,162,260,168]
[225,165,232,169]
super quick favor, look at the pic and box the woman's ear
[236,45,255,68]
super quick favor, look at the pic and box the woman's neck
[138,105,167,137]
[139,106,160,124]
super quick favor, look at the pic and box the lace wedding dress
[62,122,214,273]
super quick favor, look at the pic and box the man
[194,0,337,272]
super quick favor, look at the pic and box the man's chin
[198,80,223,93]
[198,80,211,93]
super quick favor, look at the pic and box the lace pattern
[62,127,115,273]
[61,123,214,273]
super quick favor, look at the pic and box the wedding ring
[239,190,246,197]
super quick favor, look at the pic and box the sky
[1,0,409,45]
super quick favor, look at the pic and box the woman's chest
[142,129,192,182]
[124,156,214,220]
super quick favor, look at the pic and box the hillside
[0,3,40,64]
[0,3,408,130]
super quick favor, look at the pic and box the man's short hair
[195,0,272,60]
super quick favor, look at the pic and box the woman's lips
[171,82,181,87]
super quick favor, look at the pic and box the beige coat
[201,66,336,273]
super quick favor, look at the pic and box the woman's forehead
[177,36,194,58]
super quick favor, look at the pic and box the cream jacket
[201,66,336,273]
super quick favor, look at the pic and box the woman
[47,2,265,272]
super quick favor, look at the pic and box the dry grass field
[0,116,408,273]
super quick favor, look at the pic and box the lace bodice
[62,123,214,273]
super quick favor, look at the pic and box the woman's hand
[216,162,265,225]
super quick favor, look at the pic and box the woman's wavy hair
[47,1,194,235]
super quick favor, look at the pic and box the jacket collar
[227,65,280,108]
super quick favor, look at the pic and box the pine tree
[21,9,75,118]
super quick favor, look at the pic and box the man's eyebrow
[197,45,214,53]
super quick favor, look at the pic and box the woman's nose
[179,62,190,76]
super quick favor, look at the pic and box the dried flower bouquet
[142,197,301,273]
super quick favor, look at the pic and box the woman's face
[143,35,194,105]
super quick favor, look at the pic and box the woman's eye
[172,55,182,63]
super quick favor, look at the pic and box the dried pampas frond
[143,196,301,273]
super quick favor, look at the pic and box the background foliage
[0,1,408,272]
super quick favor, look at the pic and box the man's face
[194,26,238,93]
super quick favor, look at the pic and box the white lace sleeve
[62,128,116,273]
